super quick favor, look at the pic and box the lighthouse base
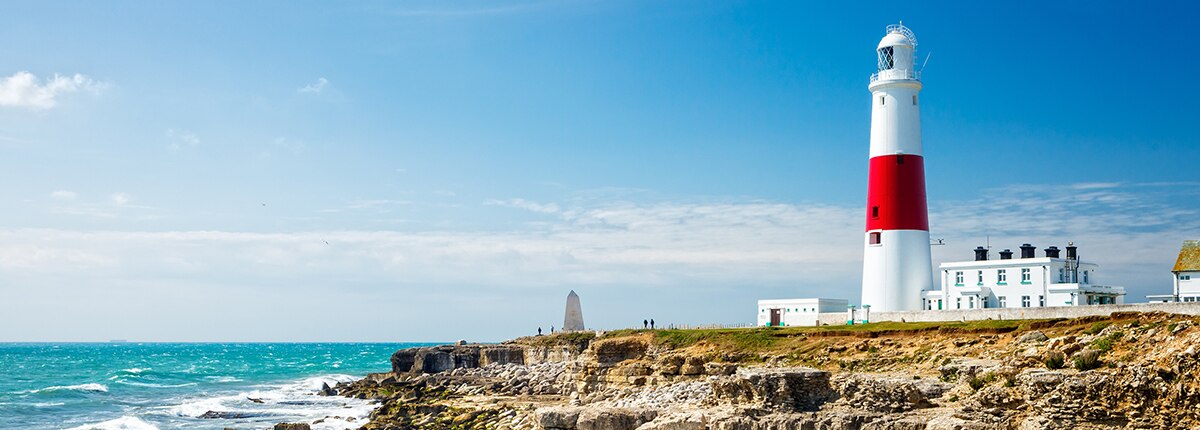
[861,229,933,312]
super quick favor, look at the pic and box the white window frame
[1021,268,1031,283]
[1021,295,1031,308]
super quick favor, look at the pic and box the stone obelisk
[563,290,585,331]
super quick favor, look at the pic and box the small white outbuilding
[756,298,848,327]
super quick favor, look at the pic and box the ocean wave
[163,374,375,429]
[66,416,159,430]
[114,381,198,388]
[21,383,108,394]
[202,375,242,383]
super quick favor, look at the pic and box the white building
[1148,240,1200,303]
[756,298,848,327]
[923,243,1125,310]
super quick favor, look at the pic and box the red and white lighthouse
[861,24,933,312]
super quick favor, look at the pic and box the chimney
[1020,243,1036,259]
[999,249,1013,260]
[1066,242,1078,260]
[1045,246,1061,258]
[974,246,989,261]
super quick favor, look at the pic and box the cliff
[328,312,1200,430]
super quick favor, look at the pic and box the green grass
[1084,321,1112,335]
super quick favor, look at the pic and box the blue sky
[1,1,1197,341]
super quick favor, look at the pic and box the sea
[0,342,439,430]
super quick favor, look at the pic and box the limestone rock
[1018,331,1049,343]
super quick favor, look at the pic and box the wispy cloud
[298,77,328,94]
[166,128,200,151]
[50,190,77,201]
[3,182,1194,340]
[486,198,561,214]
[111,192,131,206]
[0,71,105,110]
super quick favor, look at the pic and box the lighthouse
[860,23,933,312]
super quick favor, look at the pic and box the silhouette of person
[551,326,555,333]
[643,319,648,329]
[538,327,542,336]
[650,319,655,329]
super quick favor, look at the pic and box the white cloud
[486,198,561,214]
[166,129,200,151]
[111,192,131,206]
[0,71,105,110]
[50,190,77,201]
[298,77,328,93]
[2,182,1194,341]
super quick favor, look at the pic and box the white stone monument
[563,290,585,331]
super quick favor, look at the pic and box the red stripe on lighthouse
[865,154,929,231]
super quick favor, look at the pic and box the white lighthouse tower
[860,23,933,312]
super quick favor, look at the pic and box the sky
[1,1,1197,342]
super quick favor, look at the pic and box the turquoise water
[0,343,437,430]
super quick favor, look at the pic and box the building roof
[1175,240,1200,272]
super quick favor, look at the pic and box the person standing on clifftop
[538,327,542,336]
[650,319,655,329]
[643,320,648,329]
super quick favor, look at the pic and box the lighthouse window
[880,96,885,106]
[912,95,918,105]
[868,232,881,245]
[879,46,894,70]
[871,206,879,219]
[896,155,904,164]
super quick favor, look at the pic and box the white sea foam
[22,383,109,394]
[203,375,241,383]
[163,374,374,429]
[114,381,197,388]
[66,416,159,430]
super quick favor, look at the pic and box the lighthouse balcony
[870,68,920,83]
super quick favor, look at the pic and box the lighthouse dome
[877,31,914,49]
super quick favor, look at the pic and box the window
[937,299,943,310]
[1039,295,1045,307]
[1187,297,1196,303]
[896,155,905,164]
[1021,268,1031,283]
[1083,271,1089,284]
[871,206,879,219]
[998,296,1007,308]
[977,271,984,285]
[1021,295,1031,308]
[912,95,918,105]
[954,271,964,285]
[880,96,886,105]
[969,297,975,309]
[998,269,1007,284]
[1059,268,1065,282]
[956,297,961,309]
[1183,275,1192,280]
[869,232,881,245]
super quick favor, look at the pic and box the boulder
[538,407,583,430]
[1018,331,1049,343]
[273,424,311,430]
[576,408,658,430]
